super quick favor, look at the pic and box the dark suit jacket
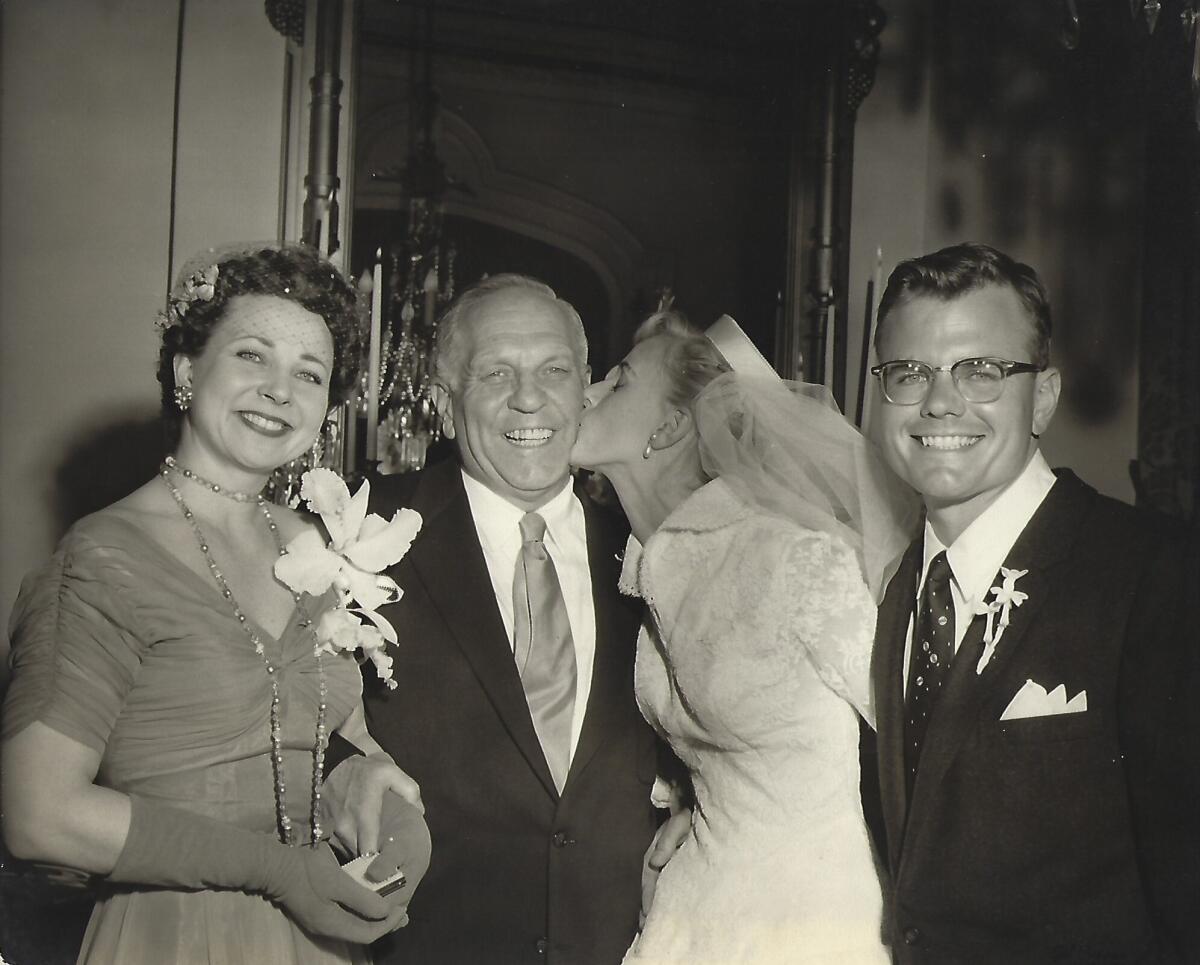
[871,470,1200,964]
[363,459,659,965]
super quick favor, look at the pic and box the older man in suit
[343,274,661,965]
[868,243,1199,964]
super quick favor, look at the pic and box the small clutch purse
[340,790,431,905]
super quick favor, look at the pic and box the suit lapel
[953,473,1091,720]
[904,473,1094,837]
[873,539,923,867]
[406,463,559,799]
[563,495,639,790]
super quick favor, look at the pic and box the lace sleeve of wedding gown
[772,527,878,726]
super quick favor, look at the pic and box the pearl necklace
[160,461,327,847]
[163,455,263,502]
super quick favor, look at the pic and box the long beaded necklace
[160,456,327,846]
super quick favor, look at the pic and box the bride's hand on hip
[640,808,691,929]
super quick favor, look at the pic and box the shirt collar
[460,469,576,548]
[922,449,1056,606]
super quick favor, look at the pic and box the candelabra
[364,197,456,474]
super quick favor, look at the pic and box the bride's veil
[698,317,919,603]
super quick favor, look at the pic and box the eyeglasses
[870,357,1045,405]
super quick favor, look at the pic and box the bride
[571,311,915,964]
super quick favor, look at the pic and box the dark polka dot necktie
[904,551,954,801]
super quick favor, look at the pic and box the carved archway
[355,106,645,362]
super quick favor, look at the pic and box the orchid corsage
[274,468,422,689]
[973,566,1029,675]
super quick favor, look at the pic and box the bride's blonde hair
[632,310,730,410]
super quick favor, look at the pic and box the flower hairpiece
[973,566,1029,674]
[274,468,422,688]
[156,264,219,330]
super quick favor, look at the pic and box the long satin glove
[110,796,406,945]
[364,790,432,908]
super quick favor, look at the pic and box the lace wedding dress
[621,479,890,965]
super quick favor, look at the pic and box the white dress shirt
[460,470,597,759]
[903,450,1056,694]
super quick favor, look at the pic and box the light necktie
[512,512,577,793]
[904,551,955,801]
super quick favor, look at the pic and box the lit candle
[861,246,884,435]
[343,396,358,475]
[423,266,437,330]
[365,251,383,462]
[871,245,884,316]
[823,304,837,392]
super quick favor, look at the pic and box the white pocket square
[1000,679,1088,721]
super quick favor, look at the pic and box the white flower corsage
[973,566,1029,675]
[156,264,219,330]
[274,468,422,689]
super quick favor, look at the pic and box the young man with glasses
[867,243,1198,964]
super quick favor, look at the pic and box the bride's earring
[642,434,656,460]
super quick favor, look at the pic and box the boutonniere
[274,468,422,689]
[973,566,1029,675]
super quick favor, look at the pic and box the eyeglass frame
[869,356,1047,406]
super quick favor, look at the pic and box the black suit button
[535,937,549,955]
[903,927,922,946]
[552,830,572,847]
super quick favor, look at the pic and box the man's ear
[430,379,456,440]
[1032,366,1061,438]
[649,408,693,452]
[173,354,193,392]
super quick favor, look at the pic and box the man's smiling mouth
[504,428,555,447]
[916,434,982,451]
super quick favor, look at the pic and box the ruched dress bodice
[3,511,367,965]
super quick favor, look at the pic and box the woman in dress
[571,312,916,964]
[2,245,426,964]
